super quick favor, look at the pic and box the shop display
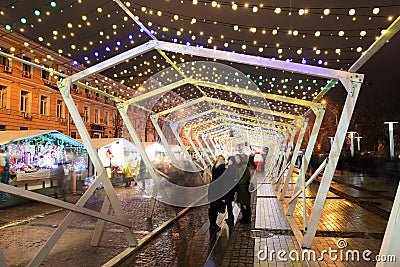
[89,138,138,179]
[0,130,86,187]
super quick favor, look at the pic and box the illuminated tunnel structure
[0,2,399,266]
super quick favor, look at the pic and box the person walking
[137,157,146,190]
[223,155,239,225]
[208,155,226,232]
[124,161,133,187]
[254,152,264,172]
[55,163,66,201]
[236,155,252,224]
[248,153,256,176]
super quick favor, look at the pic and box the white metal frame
[169,123,200,171]
[201,135,216,160]
[279,105,326,200]
[377,180,400,266]
[276,119,308,200]
[25,78,137,267]
[275,126,297,186]
[301,76,363,247]
[150,114,180,166]
[1,13,398,265]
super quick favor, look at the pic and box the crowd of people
[208,153,256,232]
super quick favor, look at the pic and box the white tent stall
[144,142,165,163]
[85,138,138,178]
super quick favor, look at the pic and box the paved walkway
[250,169,395,267]
[0,168,397,266]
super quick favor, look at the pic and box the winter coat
[237,166,251,205]
[223,156,239,202]
[208,163,226,202]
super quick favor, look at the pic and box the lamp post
[384,122,398,160]
[355,136,362,151]
[348,132,357,157]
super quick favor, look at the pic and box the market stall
[0,130,86,204]
[88,138,138,179]
[144,142,166,163]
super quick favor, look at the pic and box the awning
[78,138,137,151]
[0,130,84,147]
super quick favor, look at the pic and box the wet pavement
[255,168,399,267]
[0,167,398,266]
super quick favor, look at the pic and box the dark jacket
[223,156,239,202]
[237,166,251,205]
[208,163,226,202]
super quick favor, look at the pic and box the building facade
[0,28,147,141]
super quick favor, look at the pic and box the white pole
[377,180,400,267]
[355,136,362,151]
[384,122,398,160]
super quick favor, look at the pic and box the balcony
[22,112,32,120]
[22,71,31,78]
[3,65,12,74]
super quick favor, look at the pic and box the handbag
[248,177,257,192]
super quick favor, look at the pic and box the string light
[0,0,395,106]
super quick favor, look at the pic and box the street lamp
[355,136,362,151]
[384,122,398,160]
[348,132,357,157]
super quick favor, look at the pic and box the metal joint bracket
[150,114,159,121]
[340,73,365,96]
[57,78,71,98]
[116,102,129,113]
[311,103,325,115]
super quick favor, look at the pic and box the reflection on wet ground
[0,166,399,266]
[268,167,399,266]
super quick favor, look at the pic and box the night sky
[0,0,399,147]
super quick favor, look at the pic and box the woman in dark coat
[208,155,226,231]
[236,156,252,224]
[222,155,239,225]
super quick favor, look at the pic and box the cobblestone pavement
[0,182,186,266]
[0,168,397,266]
[0,179,249,267]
